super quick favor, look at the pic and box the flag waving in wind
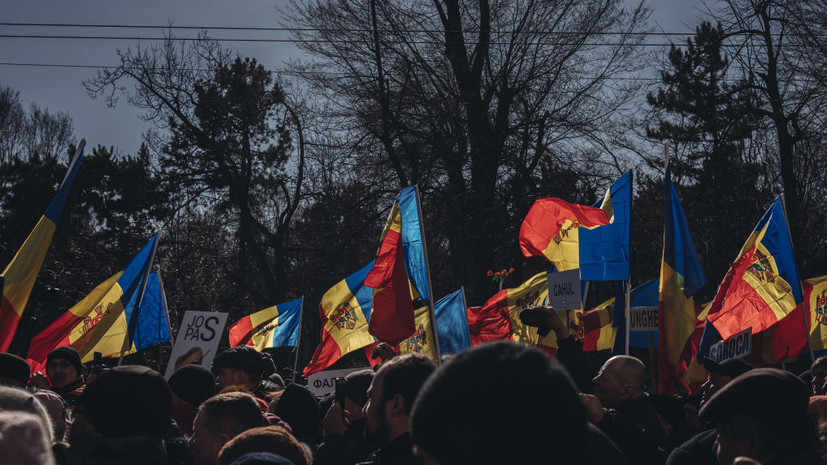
[658,165,707,394]
[27,232,160,368]
[520,172,632,281]
[364,186,429,344]
[705,198,802,341]
[229,297,303,351]
[0,140,85,351]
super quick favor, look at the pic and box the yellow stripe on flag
[399,304,438,361]
[2,217,57,316]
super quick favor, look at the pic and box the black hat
[168,364,217,408]
[0,353,31,385]
[213,347,264,378]
[47,347,82,376]
[703,357,753,379]
[343,369,374,407]
[699,367,809,425]
[77,365,171,438]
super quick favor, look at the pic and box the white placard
[164,311,229,379]
[629,306,659,332]
[307,367,371,397]
[547,269,582,311]
[708,327,752,364]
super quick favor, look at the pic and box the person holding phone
[316,369,376,465]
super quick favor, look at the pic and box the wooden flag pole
[779,194,815,362]
[413,185,441,362]
[292,296,305,381]
[117,230,162,366]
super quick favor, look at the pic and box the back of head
[0,385,54,440]
[214,347,265,380]
[0,353,31,387]
[226,452,296,465]
[700,368,812,455]
[270,384,319,442]
[343,369,374,408]
[32,390,67,440]
[200,391,265,438]
[170,364,218,408]
[219,425,309,465]
[0,411,56,465]
[379,353,437,415]
[411,342,587,465]
[78,365,171,438]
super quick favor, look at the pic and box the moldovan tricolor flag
[0,140,85,351]
[578,297,617,351]
[520,172,632,281]
[705,197,802,341]
[229,297,303,351]
[27,232,160,369]
[398,303,438,361]
[434,289,471,356]
[658,165,707,394]
[365,187,429,344]
[303,263,376,376]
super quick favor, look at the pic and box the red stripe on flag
[0,298,21,352]
[467,291,513,345]
[368,242,415,344]
[519,197,610,258]
[27,311,85,366]
[302,324,345,376]
[229,317,254,347]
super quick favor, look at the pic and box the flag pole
[413,185,441,362]
[118,230,162,366]
[292,296,304,382]
[779,194,815,362]
[155,268,173,373]
[626,170,634,356]
[460,286,470,346]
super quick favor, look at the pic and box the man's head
[190,392,265,465]
[212,347,265,390]
[592,355,646,408]
[701,357,752,406]
[0,353,31,388]
[363,353,436,446]
[46,347,82,389]
[342,369,373,422]
[699,368,812,465]
[411,342,587,465]
[218,425,309,465]
[70,365,171,445]
[169,365,218,434]
[812,356,827,395]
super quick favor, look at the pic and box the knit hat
[213,347,265,378]
[47,347,82,376]
[699,368,809,425]
[77,365,171,438]
[0,353,31,386]
[169,364,217,408]
[343,369,374,407]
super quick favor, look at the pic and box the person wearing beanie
[699,368,819,465]
[700,357,753,406]
[213,346,279,400]
[58,365,172,465]
[0,352,31,388]
[44,346,85,406]
[315,369,376,465]
[268,383,320,447]
[170,364,218,435]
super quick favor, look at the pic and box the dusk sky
[2,0,709,154]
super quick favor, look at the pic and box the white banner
[547,269,582,311]
[164,311,228,379]
[307,367,370,397]
[708,327,752,364]
[629,306,659,332]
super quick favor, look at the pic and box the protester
[315,369,376,465]
[581,355,667,465]
[170,364,218,435]
[218,425,309,465]
[411,341,626,465]
[356,353,436,465]
[190,391,266,465]
[33,389,68,441]
[55,365,172,465]
[213,347,280,402]
[32,346,86,406]
[812,356,827,396]
[699,368,820,465]
[666,357,754,465]
[0,352,31,388]
[809,396,827,462]
[0,385,55,440]
[268,383,319,450]
[0,411,56,465]
[228,452,297,465]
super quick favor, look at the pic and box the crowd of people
[0,305,824,465]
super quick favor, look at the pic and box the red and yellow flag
[0,140,84,351]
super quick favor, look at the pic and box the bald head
[593,356,646,408]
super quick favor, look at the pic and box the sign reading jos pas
[164,311,228,379]
[547,269,582,311]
